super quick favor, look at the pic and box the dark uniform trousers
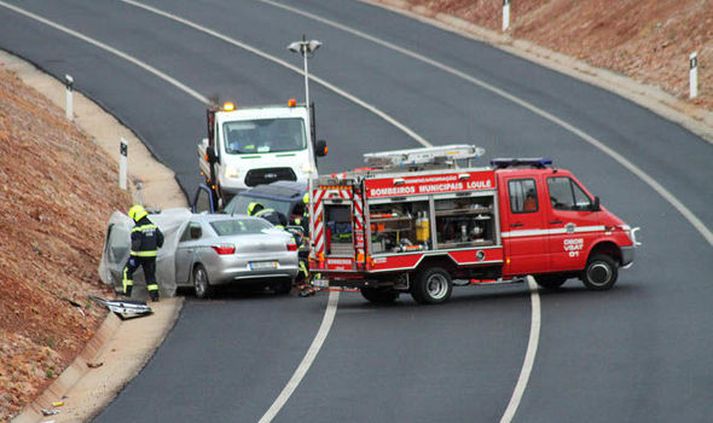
[122,218,163,298]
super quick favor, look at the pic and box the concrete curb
[363,0,713,145]
[12,298,183,423]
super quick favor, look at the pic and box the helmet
[128,204,148,222]
[302,192,309,204]
[247,202,264,216]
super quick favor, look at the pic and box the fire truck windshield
[223,118,307,154]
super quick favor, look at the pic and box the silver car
[174,214,299,298]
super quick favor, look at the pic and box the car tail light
[287,241,298,252]
[212,244,235,255]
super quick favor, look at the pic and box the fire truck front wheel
[411,267,453,305]
[582,254,618,290]
[360,287,399,304]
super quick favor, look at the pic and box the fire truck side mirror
[316,140,328,157]
[592,196,601,211]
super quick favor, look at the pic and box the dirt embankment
[0,67,129,420]
[398,0,713,111]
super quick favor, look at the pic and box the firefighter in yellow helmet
[247,201,287,228]
[123,205,164,301]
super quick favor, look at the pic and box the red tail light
[287,242,298,252]
[212,244,235,255]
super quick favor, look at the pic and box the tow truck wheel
[582,254,618,290]
[411,267,453,305]
[534,275,567,289]
[360,287,399,304]
[193,264,214,299]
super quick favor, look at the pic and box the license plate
[249,261,277,270]
[311,278,329,288]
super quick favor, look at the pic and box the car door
[174,221,203,285]
[545,175,601,272]
[501,176,549,275]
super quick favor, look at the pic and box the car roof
[239,180,307,201]
[191,213,262,224]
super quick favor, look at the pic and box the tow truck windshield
[223,118,307,154]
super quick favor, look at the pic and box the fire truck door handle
[510,222,524,228]
[549,220,563,225]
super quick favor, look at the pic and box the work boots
[149,290,160,302]
[123,285,133,297]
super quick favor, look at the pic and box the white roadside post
[502,0,511,32]
[287,35,322,249]
[119,138,128,190]
[64,74,74,121]
[690,52,698,99]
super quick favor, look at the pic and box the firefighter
[123,205,164,302]
[247,201,287,228]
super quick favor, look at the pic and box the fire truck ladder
[363,144,485,169]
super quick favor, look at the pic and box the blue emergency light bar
[490,158,553,169]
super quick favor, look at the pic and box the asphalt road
[1,0,711,421]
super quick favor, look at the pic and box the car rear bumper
[208,254,299,285]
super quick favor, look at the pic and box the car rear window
[210,219,271,236]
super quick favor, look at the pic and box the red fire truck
[309,145,640,304]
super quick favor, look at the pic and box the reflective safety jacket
[254,208,287,228]
[130,216,164,257]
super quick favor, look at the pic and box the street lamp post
[287,34,322,109]
[287,35,322,257]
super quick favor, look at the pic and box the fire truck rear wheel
[534,275,567,289]
[582,254,618,290]
[411,267,453,305]
[360,287,399,304]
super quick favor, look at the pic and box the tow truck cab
[310,150,640,305]
[198,100,327,205]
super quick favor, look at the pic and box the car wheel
[582,254,618,291]
[534,275,567,289]
[360,287,399,304]
[274,278,292,295]
[411,267,453,305]
[193,264,213,299]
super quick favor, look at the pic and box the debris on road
[90,296,153,320]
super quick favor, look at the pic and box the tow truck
[309,145,640,304]
[198,99,327,207]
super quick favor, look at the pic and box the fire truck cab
[309,145,640,305]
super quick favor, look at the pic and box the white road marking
[259,0,713,247]
[0,1,210,105]
[500,277,540,423]
[258,290,340,423]
[120,0,430,148]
